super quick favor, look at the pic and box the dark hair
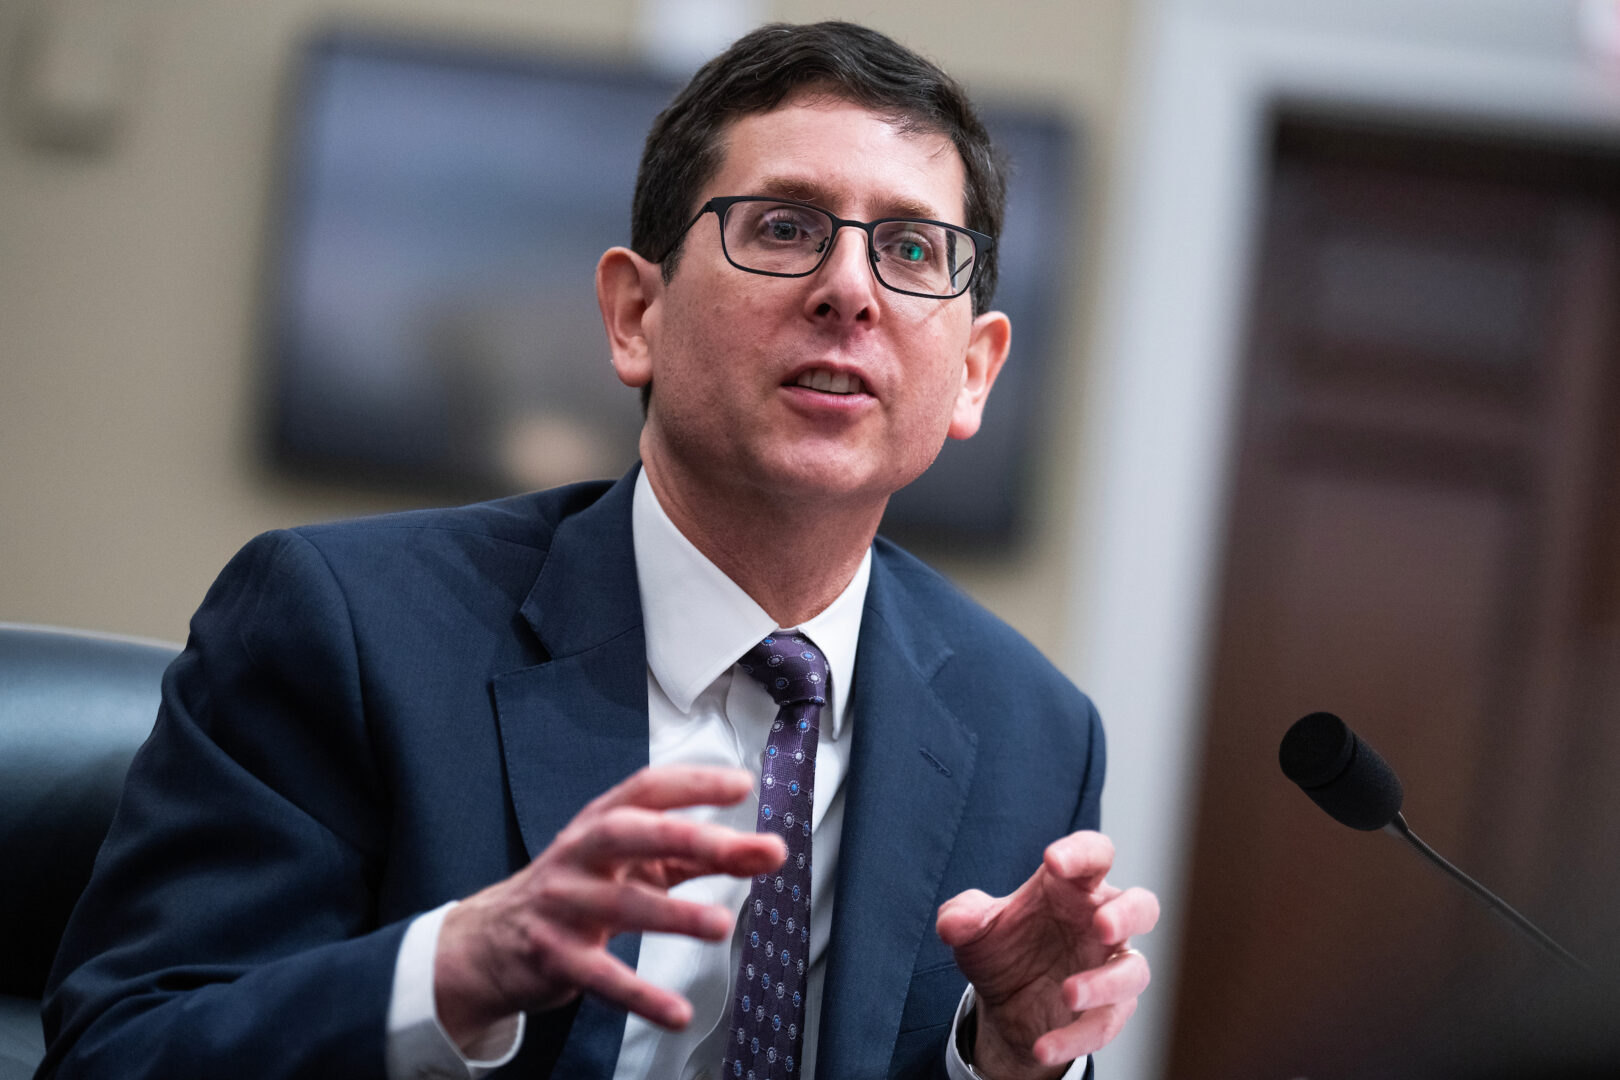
[631,21,1007,316]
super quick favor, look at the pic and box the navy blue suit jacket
[40,471,1104,1079]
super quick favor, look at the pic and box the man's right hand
[432,765,783,1047]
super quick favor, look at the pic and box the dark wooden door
[1166,116,1620,1079]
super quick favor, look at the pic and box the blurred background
[4,0,1620,1077]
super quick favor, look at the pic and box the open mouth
[793,369,867,395]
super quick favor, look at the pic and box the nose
[804,225,879,324]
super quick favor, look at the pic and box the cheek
[914,341,969,414]
[661,276,772,367]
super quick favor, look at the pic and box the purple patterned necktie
[723,632,828,1080]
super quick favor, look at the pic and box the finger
[550,936,697,1031]
[1064,948,1151,1012]
[934,888,1000,948]
[1031,997,1139,1067]
[570,806,786,874]
[655,856,741,888]
[648,848,788,888]
[1042,831,1116,890]
[590,765,756,814]
[545,878,734,941]
[1092,886,1160,946]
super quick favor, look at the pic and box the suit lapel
[492,471,648,1076]
[816,554,978,1079]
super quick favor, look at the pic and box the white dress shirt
[383,471,1086,1080]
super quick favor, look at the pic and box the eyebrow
[751,176,940,221]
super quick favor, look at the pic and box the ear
[946,309,1011,440]
[596,246,663,389]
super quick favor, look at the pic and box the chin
[767,456,924,508]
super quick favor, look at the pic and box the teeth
[795,369,866,395]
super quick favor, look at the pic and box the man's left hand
[935,831,1159,1079]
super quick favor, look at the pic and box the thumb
[935,888,1000,948]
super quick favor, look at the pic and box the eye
[755,205,823,245]
[878,226,938,266]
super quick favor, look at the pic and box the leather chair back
[0,623,177,1077]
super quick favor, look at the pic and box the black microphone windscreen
[1280,711,1404,831]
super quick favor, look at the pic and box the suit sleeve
[1071,695,1106,834]
[38,530,405,1080]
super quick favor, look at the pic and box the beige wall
[0,0,1137,656]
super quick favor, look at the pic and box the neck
[642,458,882,628]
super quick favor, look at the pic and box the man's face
[606,93,1008,517]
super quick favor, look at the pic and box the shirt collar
[631,468,869,739]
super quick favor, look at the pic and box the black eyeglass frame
[656,195,996,301]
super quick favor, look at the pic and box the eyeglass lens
[719,200,977,297]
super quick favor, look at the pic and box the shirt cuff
[945,985,1091,1080]
[386,901,526,1080]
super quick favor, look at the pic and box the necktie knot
[740,633,829,708]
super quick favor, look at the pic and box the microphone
[1278,711,1403,830]
[1280,712,1587,974]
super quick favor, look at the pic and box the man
[39,21,1157,1080]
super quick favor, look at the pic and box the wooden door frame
[1066,4,1620,1077]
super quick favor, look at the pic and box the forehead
[708,95,968,223]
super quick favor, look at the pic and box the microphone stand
[1383,813,1588,975]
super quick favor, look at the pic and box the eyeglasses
[658,195,993,300]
